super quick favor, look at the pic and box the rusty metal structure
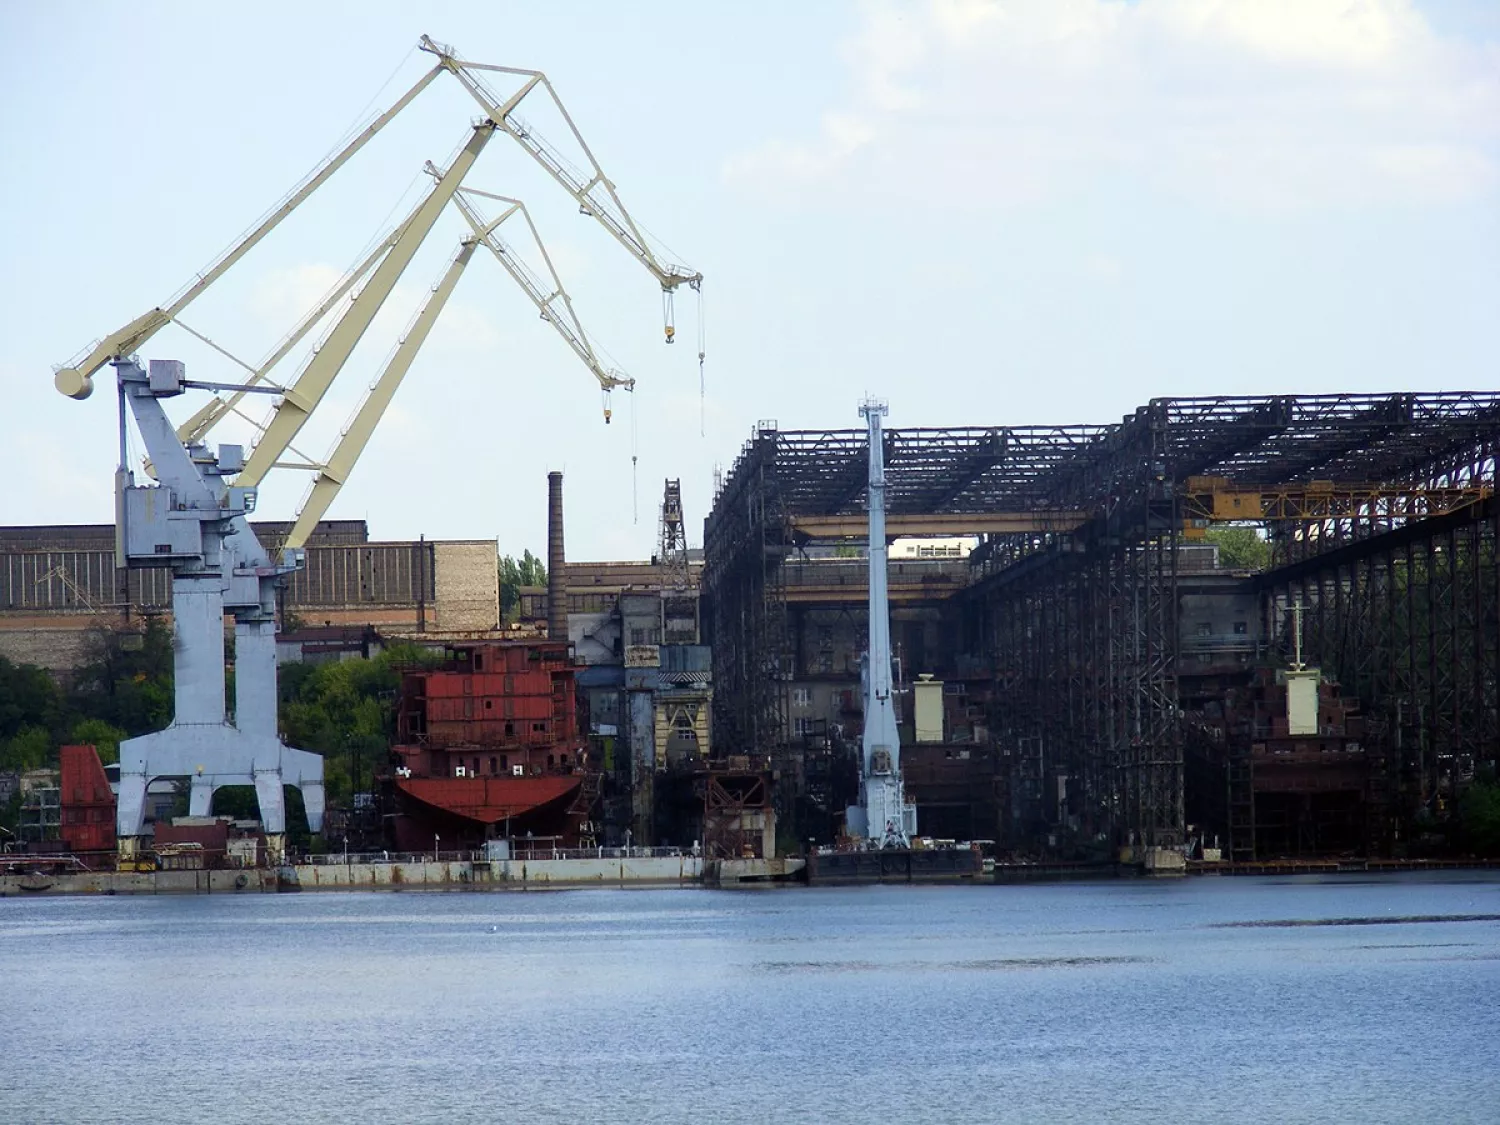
[703,394,1500,855]
[701,769,774,859]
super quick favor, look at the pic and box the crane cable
[697,285,706,438]
[631,388,639,525]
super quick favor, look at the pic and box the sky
[1,0,1496,562]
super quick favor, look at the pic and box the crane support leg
[111,358,325,867]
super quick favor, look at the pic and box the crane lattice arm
[53,64,447,401]
[433,165,632,409]
[419,34,702,342]
[283,239,480,551]
[235,124,495,488]
[56,35,699,553]
[175,224,399,450]
[56,35,702,399]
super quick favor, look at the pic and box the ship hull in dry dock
[379,638,599,852]
[389,774,583,852]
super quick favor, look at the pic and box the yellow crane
[52,35,701,552]
[54,36,699,401]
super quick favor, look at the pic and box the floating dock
[804,847,982,885]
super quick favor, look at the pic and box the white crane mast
[847,398,917,848]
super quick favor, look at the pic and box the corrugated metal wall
[1,542,437,612]
[286,542,436,607]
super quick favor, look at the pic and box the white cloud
[1082,252,1125,282]
[725,0,1500,210]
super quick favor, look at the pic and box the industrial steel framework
[702,420,1107,750]
[703,394,1500,853]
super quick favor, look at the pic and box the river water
[2,874,1497,1124]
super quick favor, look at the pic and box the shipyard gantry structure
[702,393,1500,856]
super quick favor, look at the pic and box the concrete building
[522,559,711,847]
[0,521,501,673]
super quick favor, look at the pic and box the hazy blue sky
[2,1,1496,561]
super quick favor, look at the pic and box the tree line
[0,620,436,833]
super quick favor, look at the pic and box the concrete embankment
[1,856,707,896]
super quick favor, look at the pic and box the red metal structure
[58,744,116,854]
[385,640,596,850]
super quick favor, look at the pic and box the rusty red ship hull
[382,638,596,851]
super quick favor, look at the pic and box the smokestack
[547,471,566,642]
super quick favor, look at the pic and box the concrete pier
[1,855,705,896]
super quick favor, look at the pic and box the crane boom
[175,208,407,448]
[439,172,632,399]
[237,124,494,487]
[53,64,446,401]
[284,239,479,551]
[57,35,699,553]
[418,35,702,340]
[57,36,702,399]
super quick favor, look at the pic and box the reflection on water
[2,873,1498,1125]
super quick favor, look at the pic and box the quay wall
[0,856,705,896]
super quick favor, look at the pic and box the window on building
[792,687,811,708]
[1196,622,1212,636]
[1233,621,1248,635]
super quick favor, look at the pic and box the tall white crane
[846,398,917,849]
[50,39,700,859]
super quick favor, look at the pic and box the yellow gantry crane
[53,34,701,554]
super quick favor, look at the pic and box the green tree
[68,620,174,735]
[0,656,61,740]
[69,718,128,766]
[277,646,433,807]
[0,725,52,772]
[499,548,547,619]
[1458,775,1500,857]
[1206,526,1271,571]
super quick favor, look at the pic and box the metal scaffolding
[704,394,1500,854]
